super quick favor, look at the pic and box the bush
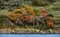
[0,14,8,27]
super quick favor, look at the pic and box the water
[0,34,60,37]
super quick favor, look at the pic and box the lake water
[0,34,60,37]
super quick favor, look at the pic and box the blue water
[0,34,60,37]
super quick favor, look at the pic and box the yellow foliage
[6,9,23,20]
[9,16,17,20]
[22,4,33,10]
[5,5,36,20]
[13,9,22,13]
[5,12,15,15]
[21,7,27,15]
[22,4,35,16]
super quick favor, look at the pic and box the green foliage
[0,15,7,22]
[0,15,7,26]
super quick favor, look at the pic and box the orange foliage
[24,16,31,20]
[24,15,34,21]
[40,9,48,13]
[47,21,54,27]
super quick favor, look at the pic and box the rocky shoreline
[0,28,60,34]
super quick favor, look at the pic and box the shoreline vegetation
[0,0,60,33]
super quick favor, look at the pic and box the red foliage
[24,16,31,20]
